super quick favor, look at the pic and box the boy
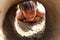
[16,1,45,22]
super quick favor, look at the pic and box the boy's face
[23,9,36,19]
[20,1,36,19]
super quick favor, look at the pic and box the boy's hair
[19,1,36,12]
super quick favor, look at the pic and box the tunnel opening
[2,0,59,40]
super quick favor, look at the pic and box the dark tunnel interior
[3,0,60,40]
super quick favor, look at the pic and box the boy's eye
[32,10,35,13]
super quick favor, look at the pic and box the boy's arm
[16,9,24,20]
